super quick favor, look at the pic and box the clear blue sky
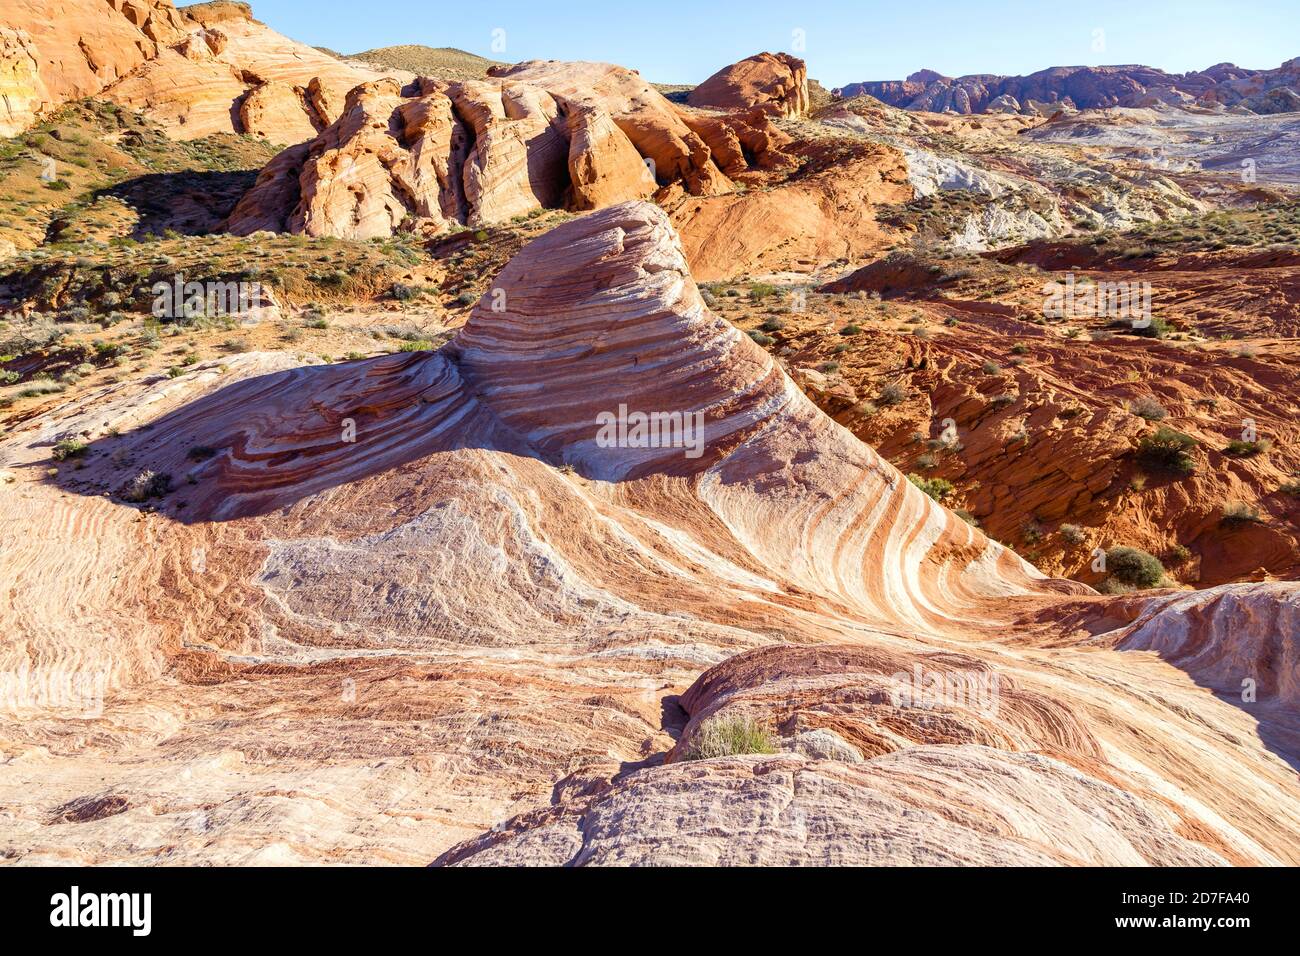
[251,0,1300,89]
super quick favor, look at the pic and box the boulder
[687,51,810,118]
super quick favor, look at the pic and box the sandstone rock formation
[224,61,790,239]
[0,26,47,136]
[0,0,188,134]
[688,52,809,118]
[2,201,1296,865]
[0,0,400,141]
[99,2,401,142]
[836,60,1300,115]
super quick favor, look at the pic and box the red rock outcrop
[0,0,400,141]
[0,26,46,136]
[688,51,810,118]
[0,0,186,133]
[99,3,402,143]
[224,62,794,239]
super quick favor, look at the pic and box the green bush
[1105,546,1165,589]
[1059,523,1086,545]
[52,439,87,461]
[908,473,954,501]
[1221,501,1262,526]
[683,714,777,761]
[1136,426,1198,475]
[1223,439,1270,458]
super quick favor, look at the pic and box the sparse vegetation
[1221,501,1263,526]
[1223,439,1270,458]
[1129,396,1168,421]
[121,469,171,503]
[908,474,955,501]
[1059,523,1086,545]
[878,382,906,406]
[683,714,777,761]
[1135,427,1198,476]
[1105,546,1166,590]
[52,438,87,461]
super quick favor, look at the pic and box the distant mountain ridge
[834,59,1300,115]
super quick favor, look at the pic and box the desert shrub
[121,470,171,503]
[17,381,65,398]
[839,323,862,336]
[52,439,87,461]
[748,283,778,301]
[304,317,330,330]
[1129,396,1168,421]
[877,382,906,406]
[0,371,19,385]
[954,509,979,527]
[908,473,954,501]
[1165,544,1192,565]
[760,317,786,332]
[1133,316,1175,338]
[1223,439,1270,458]
[390,282,417,301]
[1136,427,1198,475]
[456,291,477,306]
[1105,546,1165,589]
[747,330,774,346]
[1221,501,1262,526]
[915,453,938,470]
[981,360,1002,375]
[1098,577,1136,595]
[1281,480,1300,496]
[1059,523,1086,545]
[397,339,433,352]
[683,714,777,761]
[1010,343,1029,355]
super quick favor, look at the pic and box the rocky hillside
[345,45,503,81]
